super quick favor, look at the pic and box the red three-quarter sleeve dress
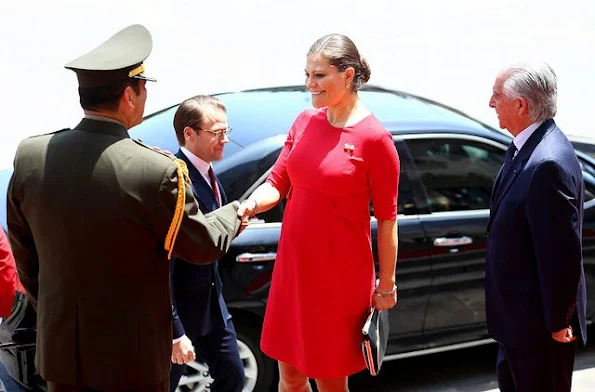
[260,108,400,378]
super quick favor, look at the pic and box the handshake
[236,199,259,231]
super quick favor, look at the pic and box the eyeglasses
[195,127,233,138]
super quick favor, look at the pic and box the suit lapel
[487,120,556,231]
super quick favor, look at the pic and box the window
[405,138,505,212]
[218,144,286,223]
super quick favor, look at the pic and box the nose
[221,133,229,144]
[489,95,496,108]
[306,76,316,89]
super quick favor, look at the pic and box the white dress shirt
[513,121,544,156]
[180,146,221,205]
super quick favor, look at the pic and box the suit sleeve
[526,160,583,332]
[153,163,242,264]
[170,259,185,339]
[6,155,39,310]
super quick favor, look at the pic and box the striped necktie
[500,143,517,180]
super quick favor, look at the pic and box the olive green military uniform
[7,25,241,390]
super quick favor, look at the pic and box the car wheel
[176,322,275,392]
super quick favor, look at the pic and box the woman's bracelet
[374,285,397,297]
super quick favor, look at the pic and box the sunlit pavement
[477,367,595,392]
[349,331,595,392]
[2,335,595,392]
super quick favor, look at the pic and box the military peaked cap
[65,24,156,88]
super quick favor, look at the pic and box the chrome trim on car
[383,338,495,361]
[433,236,473,247]
[396,133,508,151]
[236,252,278,263]
[419,209,490,219]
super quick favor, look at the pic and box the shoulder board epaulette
[28,128,71,139]
[130,139,192,259]
[132,138,176,159]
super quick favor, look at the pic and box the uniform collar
[84,114,126,128]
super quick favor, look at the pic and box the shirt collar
[180,146,211,177]
[513,121,544,152]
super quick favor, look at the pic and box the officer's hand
[171,335,195,365]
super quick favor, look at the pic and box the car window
[216,136,286,201]
[572,141,595,160]
[577,155,595,202]
[405,138,505,212]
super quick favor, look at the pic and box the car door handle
[433,236,473,247]
[236,252,277,263]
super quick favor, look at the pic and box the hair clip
[344,143,355,156]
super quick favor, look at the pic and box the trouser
[496,339,577,392]
[169,319,244,392]
[48,379,168,392]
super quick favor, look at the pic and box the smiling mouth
[311,91,324,96]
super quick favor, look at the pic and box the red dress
[260,108,400,378]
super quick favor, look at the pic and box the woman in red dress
[238,34,400,392]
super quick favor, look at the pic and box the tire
[176,320,276,392]
[234,321,276,392]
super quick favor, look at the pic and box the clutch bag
[361,308,389,376]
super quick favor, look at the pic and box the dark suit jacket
[486,119,587,349]
[6,118,242,389]
[171,150,230,338]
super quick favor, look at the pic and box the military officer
[7,25,243,392]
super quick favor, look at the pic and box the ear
[343,67,355,84]
[121,85,136,110]
[183,126,194,141]
[517,97,528,115]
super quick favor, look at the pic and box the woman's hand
[372,286,397,311]
[237,199,258,221]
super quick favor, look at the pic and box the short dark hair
[308,34,371,92]
[173,95,227,146]
[78,78,141,112]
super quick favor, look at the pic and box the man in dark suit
[7,26,243,392]
[486,62,587,392]
[169,96,244,392]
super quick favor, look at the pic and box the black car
[1,85,595,392]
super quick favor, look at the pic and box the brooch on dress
[344,143,355,156]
